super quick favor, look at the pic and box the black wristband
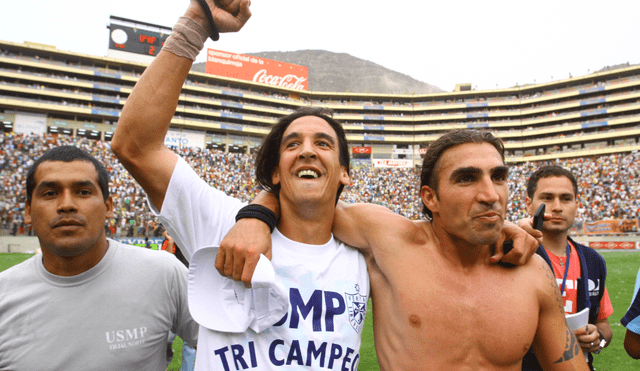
[195,0,220,41]
[235,204,277,233]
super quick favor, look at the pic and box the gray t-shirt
[0,239,198,371]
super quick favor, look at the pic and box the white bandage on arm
[162,17,209,61]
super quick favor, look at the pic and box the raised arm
[532,256,589,370]
[111,0,251,211]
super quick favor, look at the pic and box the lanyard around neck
[559,242,571,296]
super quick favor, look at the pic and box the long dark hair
[255,107,350,202]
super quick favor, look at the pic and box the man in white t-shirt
[112,2,371,369]
[0,146,198,371]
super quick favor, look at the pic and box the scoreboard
[109,24,168,56]
[107,16,171,63]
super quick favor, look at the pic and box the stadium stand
[0,40,639,237]
[1,132,638,237]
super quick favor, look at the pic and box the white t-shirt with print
[154,157,370,370]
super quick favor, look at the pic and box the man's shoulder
[0,256,36,283]
[110,240,185,271]
[171,155,236,197]
[500,253,553,283]
[513,254,559,299]
[568,237,591,252]
[530,253,552,270]
[504,252,549,272]
[569,237,607,265]
[0,257,40,302]
[160,156,245,217]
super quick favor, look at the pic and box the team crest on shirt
[345,284,367,333]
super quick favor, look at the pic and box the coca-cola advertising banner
[206,49,308,90]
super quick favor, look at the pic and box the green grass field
[592,251,640,371]
[2,250,640,370]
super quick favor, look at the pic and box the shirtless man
[337,130,587,369]
[227,130,587,370]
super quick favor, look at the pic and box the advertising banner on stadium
[393,148,413,155]
[373,159,413,168]
[352,146,372,154]
[206,49,308,90]
[164,128,205,150]
[15,111,46,135]
[583,219,639,235]
[589,241,637,250]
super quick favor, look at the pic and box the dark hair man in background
[0,146,198,370]
[522,165,613,371]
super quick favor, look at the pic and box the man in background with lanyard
[522,165,613,370]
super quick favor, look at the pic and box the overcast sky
[3,0,639,91]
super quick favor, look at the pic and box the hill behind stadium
[193,49,443,94]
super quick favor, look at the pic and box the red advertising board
[206,49,308,90]
[589,241,637,250]
[352,146,372,154]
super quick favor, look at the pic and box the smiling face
[526,176,577,234]
[25,160,113,258]
[271,116,350,210]
[421,142,508,247]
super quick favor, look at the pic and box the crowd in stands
[1,132,639,237]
